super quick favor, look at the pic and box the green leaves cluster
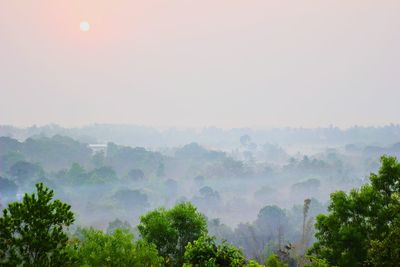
[0,183,74,266]
[0,180,294,267]
[68,228,161,267]
[264,254,287,267]
[9,155,400,267]
[183,235,246,267]
[138,202,207,266]
[309,156,400,266]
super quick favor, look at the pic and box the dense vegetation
[0,183,74,266]
[1,156,399,266]
[1,130,400,266]
[309,156,400,266]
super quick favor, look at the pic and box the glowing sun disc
[80,21,90,32]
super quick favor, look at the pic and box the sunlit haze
[2,3,400,265]
[79,21,90,32]
[1,1,399,128]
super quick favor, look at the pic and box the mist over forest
[2,124,400,149]
[2,0,400,265]
[2,124,400,265]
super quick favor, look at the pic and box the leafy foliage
[367,217,400,267]
[265,254,287,267]
[246,260,265,267]
[309,156,400,266]
[106,218,133,234]
[112,189,149,210]
[0,183,74,266]
[8,161,44,184]
[304,256,331,267]
[183,235,246,267]
[138,202,207,265]
[68,228,161,267]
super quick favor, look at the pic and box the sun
[80,21,90,32]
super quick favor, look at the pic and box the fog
[1,124,399,260]
[1,1,400,264]
[1,1,400,128]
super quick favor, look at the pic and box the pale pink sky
[1,1,399,128]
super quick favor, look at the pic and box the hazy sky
[1,1,399,128]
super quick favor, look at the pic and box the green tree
[265,254,287,267]
[88,166,118,183]
[67,162,87,184]
[112,189,149,211]
[309,156,400,266]
[8,161,44,184]
[246,260,265,267]
[106,218,133,234]
[138,202,207,266]
[183,235,246,267]
[255,205,288,240]
[304,256,331,267]
[68,228,161,267]
[137,207,178,263]
[367,217,400,267]
[0,183,74,266]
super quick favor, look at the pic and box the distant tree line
[1,156,400,266]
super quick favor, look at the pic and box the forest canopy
[1,156,399,266]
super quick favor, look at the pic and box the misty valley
[1,125,400,266]
[2,1,400,265]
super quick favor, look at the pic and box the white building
[88,144,107,156]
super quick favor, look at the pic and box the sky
[1,1,399,128]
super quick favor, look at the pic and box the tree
[192,186,221,213]
[138,202,207,265]
[8,161,44,184]
[304,256,331,267]
[233,223,266,261]
[68,228,161,267]
[65,162,87,185]
[112,189,149,211]
[169,202,208,265]
[0,183,74,266]
[367,217,400,267]
[290,179,320,202]
[309,156,400,266]
[255,205,288,252]
[106,218,133,234]
[88,166,118,183]
[265,254,287,267]
[246,260,265,267]
[183,235,246,267]
[207,218,235,244]
[0,151,25,174]
[138,207,178,263]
